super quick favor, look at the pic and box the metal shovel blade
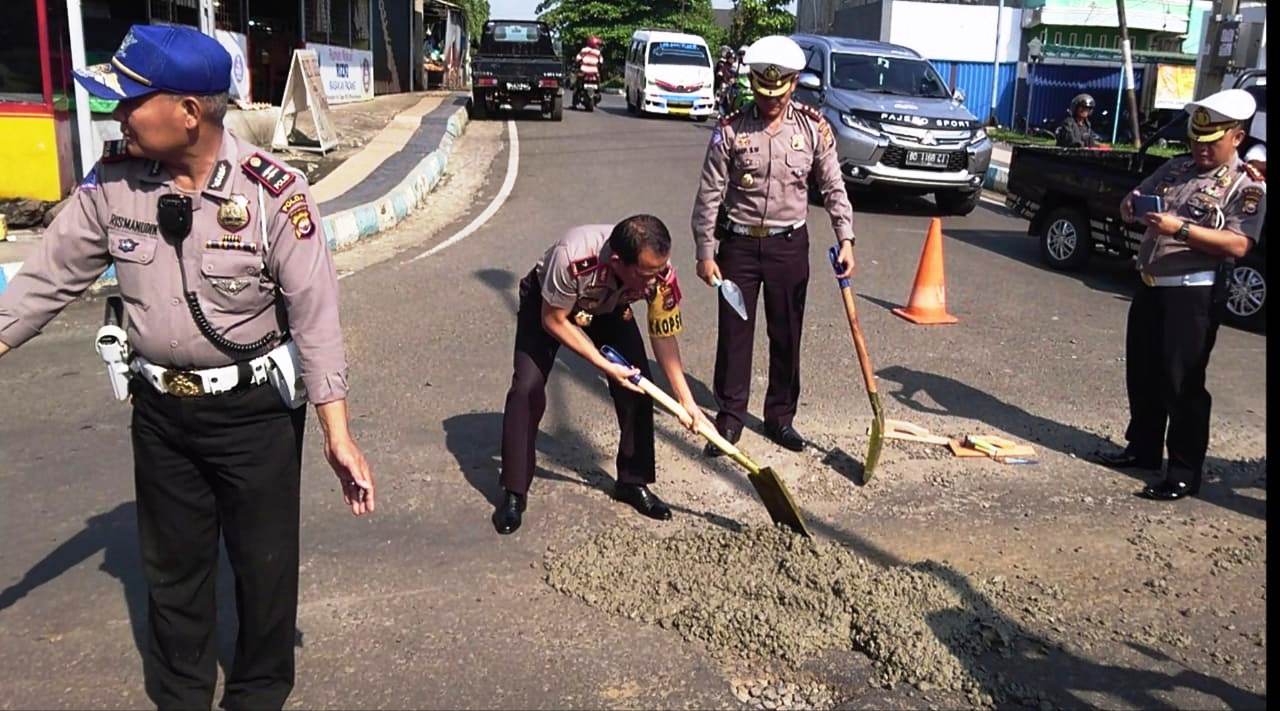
[863,392,886,483]
[716,278,749,320]
[747,467,811,537]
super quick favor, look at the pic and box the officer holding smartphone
[1097,89,1266,501]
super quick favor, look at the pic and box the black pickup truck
[470,19,565,121]
[1006,141,1267,332]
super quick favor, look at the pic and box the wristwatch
[1173,221,1191,243]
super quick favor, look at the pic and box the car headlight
[841,113,883,137]
[970,128,989,144]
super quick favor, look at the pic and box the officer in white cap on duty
[1097,88,1266,501]
[691,35,856,455]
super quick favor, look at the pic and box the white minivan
[624,30,715,120]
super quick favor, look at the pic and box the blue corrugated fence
[928,60,1017,126]
[1022,63,1148,138]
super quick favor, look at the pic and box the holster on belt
[94,296,132,402]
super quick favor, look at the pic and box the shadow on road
[945,227,1138,300]
[0,502,302,683]
[877,364,1264,521]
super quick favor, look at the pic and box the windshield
[647,41,711,68]
[481,22,555,57]
[830,53,952,99]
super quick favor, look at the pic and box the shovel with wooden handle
[600,346,810,537]
[828,246,886,483]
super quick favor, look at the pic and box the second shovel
[828,246,886,482]
[712,276,748,320]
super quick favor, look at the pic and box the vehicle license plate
[507,82,530,91]
[906,150,950,168]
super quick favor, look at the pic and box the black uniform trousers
[500,270,656,495]
[130,378,305,710]
[712,224,810,435]
[1123,281,1224,488]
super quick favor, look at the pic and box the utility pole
[1115,0,1144,148]
[989,0,1006,125]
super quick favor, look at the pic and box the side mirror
[952,88,966,103]
[798,72,822,91]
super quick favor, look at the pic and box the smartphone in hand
[1132,194,1165,219]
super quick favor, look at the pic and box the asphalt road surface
[0,97,1266,709]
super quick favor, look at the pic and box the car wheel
[1224,252,1266,331]
[1039,208,1093,270]
[549,95,563,121]
[935,189,979,216]
[626,89,636,113]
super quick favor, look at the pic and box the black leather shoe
[614,483,672,520]
[493,491,527,534]
[1094,449,1160,470]
[1139,480,1199,501]
[702,427,741,457]
[764,423,806,452]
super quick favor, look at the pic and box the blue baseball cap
[73,24,231,101]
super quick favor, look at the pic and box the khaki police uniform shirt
[1134,154,1267,277]
[0,129,349,403]
[692,102,855,261]
[537,224,684,338]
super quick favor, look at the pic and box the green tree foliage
[729,0,795,48]
[456,0,490,40]
[536,0,726,77]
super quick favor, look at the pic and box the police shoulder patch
[1239,185,1264,215]
[100,140,131,163]
[241,152,296,196]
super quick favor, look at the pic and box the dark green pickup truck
[1005,143,1267,332]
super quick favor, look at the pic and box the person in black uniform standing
[1096,89,1265,501]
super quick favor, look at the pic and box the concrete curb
[319,104,470,252]
[0,102,472,295]
[983,163,1009,194]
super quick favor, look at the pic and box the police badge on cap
[744,36,805,98]
[1185,89,1256,143]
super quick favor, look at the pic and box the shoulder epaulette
[793,102,825,123]
[1244,163,1265,183]
[720,108,745,127]
[569,255,603,278]
[101,140,131,164]
[241,152,297,196]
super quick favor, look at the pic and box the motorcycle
[573,73,601,112]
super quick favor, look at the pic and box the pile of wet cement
[545,525,1038,707]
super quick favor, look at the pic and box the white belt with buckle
[1140,270,1216,288]
[727,221,805,238]
[132,354,272,397]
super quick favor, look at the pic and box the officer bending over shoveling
[495,215,714,534]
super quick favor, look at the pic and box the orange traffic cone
[893,218,958,325]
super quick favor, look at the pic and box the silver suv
[791,34,993,215]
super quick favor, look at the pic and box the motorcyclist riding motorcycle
[573,35,603,111]
[1055,93,1099,148]
[714,45,735,97]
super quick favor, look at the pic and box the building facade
[0,0,465,202]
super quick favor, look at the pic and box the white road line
[406,119,519,263]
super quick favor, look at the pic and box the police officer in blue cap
[0,24,374,709]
